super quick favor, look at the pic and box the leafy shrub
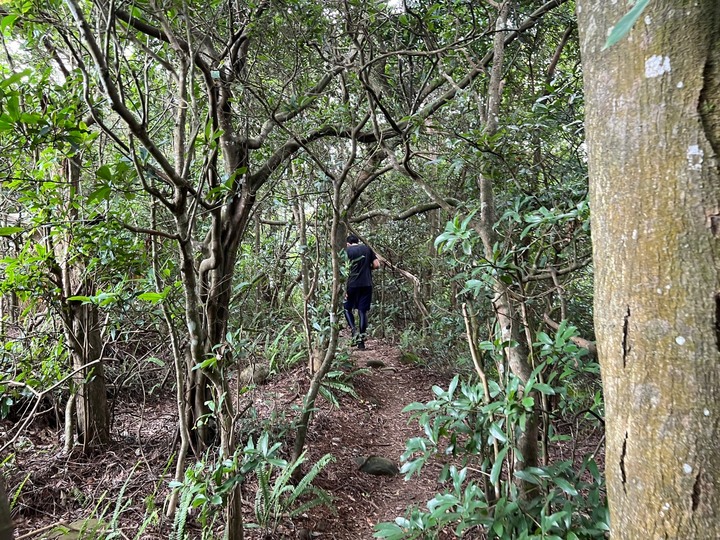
[375,326,608,539]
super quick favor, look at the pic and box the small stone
[239,364,270,385]
[354,455,400,476]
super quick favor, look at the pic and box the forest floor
[4,336,605,539]
[4,337,460,539]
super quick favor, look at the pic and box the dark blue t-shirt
[346,244,376,288]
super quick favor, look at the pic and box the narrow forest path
[6,338,453,540]
[250,337,453,539]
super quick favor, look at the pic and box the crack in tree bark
[692,468,702,511]
[698,5,720,169]
[620,431,628,494]
[622,306,631,368]
[715,294,720,352]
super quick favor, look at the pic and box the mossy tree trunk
[578,1,720,536]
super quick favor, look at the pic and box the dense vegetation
[3,0,712,538]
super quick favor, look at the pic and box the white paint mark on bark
[632,229,638,240]
[677,81,684,88]
[644,16,652,25]
[683,463,693,474]
[687,145,704,170]
[645,55,671,78]
[656,288,662,294]
[675,336,686,345]
[704,409,710,416]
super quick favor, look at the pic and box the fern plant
[319,368,368,407]
[248,451,334,537]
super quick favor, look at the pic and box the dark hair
[347,234,360,244]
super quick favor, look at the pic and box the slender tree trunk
[578,1,720,536]
[66,299,109,450]
[0,478,12,540]
[59,156,109,452]
[474,0,539,496]
[292,177,345,465]
[290,182,318,374]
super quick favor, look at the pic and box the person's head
[347,234,360,245]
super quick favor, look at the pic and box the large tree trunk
[578,1,720,536]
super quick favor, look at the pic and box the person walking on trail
[344,234,380,350]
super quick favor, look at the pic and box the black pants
[344,286,372,338]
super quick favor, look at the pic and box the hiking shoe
[357,341,366,350]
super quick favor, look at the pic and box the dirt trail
[6,338,452,540]
[290,339,452,539]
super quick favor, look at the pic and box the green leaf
[0,69,30,88]
[490,446,509,486]
[536,332,553,346]
[603,0,651,50]
[0,14,19,33]
[514,469,541,485]
[6,95,19,121]
[554,477,579,496]
[137,291,166,302]
[0,227,23,236]
[373,522,406,538]
[67,295,93,304]
[533,383,556,395]
[96,165,113,181]
[489,422,507,443]
[88,185,112,203]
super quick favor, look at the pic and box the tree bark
[578,1,720,536]
[58,156,110,452]
[66,299,109,450]
[0,478,12,540]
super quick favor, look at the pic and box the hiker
[344,234,380,349]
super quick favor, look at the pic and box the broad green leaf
[514,469,541,485]
[489,422,507,443]
[6,95,19,121]
[604,0,651,50]
[554,476,579,496]
[533,383,556,395]
[0,69,30,88]
[67,295,93,303]
[96,165,113,181]
[0,227,23,236]
[490,446,509,486]
[88,185,112,203]
[0,14,19,33]
[137,291,166,302]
